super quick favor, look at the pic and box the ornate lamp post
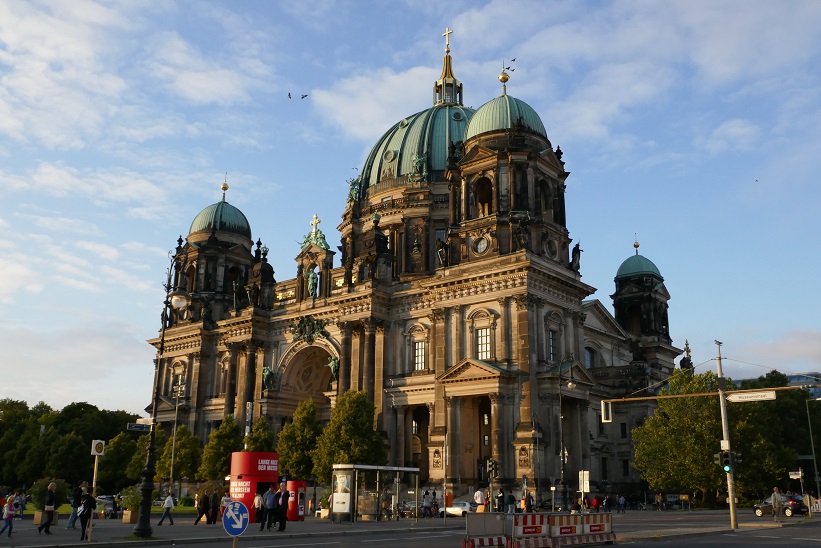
[169,367,186,500]
[806,397,821,507]
[558,356,576,511]
[133,250,188,537]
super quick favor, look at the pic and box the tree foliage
[244,418,276,453]
[312,391,387,483]
[277,399,321,479]
[157,424,202,482]
[98,432,138,494]
[633,369,817,504]
[126,426,168,482]
[199,415,243,480]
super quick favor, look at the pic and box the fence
[463,511,615,548]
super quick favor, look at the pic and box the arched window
[468,308,498,361]
[475,177,493,217]
[405,323,430,374]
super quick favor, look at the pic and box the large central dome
[359,103,475,191]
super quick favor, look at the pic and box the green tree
[126,426,168,481]
[312,391,387,483]
[157,424,202,484]
[244,418,276,452]
[198,415,243,480]
[98,432,138,494]
[277,399,321,479]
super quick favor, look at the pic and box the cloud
[698,118,760,153]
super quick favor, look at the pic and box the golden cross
[443,27,453,49]
[310,213,320,235]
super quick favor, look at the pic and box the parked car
[439,500,477,517]
[753,494,808,517]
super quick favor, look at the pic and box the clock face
[475,237,489,254]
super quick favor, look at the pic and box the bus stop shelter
[330,464,420,523]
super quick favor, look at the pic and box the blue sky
[1,0,819,415]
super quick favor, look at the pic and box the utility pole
[715,340,738,529]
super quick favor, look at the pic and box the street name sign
[726,390,776,403]
[223,501,249,537]
[127,423,151,432]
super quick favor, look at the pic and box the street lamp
[169,367,186,501]
[806,397,821,503]
[557,356,576,510]
[134,250,188,537]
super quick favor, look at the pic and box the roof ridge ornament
[434,27,463,106]
[222,174,229,202]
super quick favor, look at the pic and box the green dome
[359,104,475,192]
[189,199,252,240]
[464,93,547,142]
[616,254,662,279]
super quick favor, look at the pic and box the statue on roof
[347,177,360,202]
[571,243,582,272]
[307,267,318,298]
[326,357,339,381]
[299,214,330,251]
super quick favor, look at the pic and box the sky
[1,0,820,416]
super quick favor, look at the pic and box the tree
[277,399,321,479]
[199,415,243,480]
[244,418,275,452]
[312,391,387,483]
[157,424,202,484]
[126,426,168,481]
[98,432,138,494]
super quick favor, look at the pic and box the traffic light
[488,459,499,478]
[713,452,722,466]
[721,450,732,472]
[731,452,742,468]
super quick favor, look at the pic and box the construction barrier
[463,512,507,548]
[466,512,615,548]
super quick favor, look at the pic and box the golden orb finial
[633,239,640,255]
[498,71,509,83]
[221,182,229,192]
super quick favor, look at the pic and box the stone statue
[307,268,318,298]
[262,366,276,391]
[326,357,339,380]
[436,238,448,267]
[571,243,582,272]
[347,178,360,202]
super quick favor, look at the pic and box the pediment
[582,299,629,339]
[544,359,596,388]
[459,145,498,167]
[437,358,513,384]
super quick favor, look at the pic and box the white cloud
[699,119,760,153]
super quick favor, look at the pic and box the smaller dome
[189,200,252,240]
[616,255,662,279]
[464,93,547,142]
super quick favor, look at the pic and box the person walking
[78,488,96,541]
[208,488,220,524]
[65,480,86,530]
[618,494,626,514]
[0,491,18,537]
[254,491,264,523]
[772,487,783,522]
[220,489,232,520]
[495,488,505,512]
[194,488,211,524]
[260,485,277,531]
[157,490,175,526]
[276,482,290,531]
[506,490,516,514]
[37,482,57,534]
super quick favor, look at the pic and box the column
[394,404,406,466]
[496,298,508,364]
[489,393,501,464]
[362,319,376,402]
[404,406,414,466]
[224,343,239,419]
[447,396,462,487]
[515,295,533,430]
[374,322,386,428]
[338,321,353,394]
[431,309,445,374]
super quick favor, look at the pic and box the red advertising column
[286,480,307,521]
[229,452,279,523]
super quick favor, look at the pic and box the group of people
[194,488,233,525]
[62,480,98,540]
[256,482,290,531]
[420,490,439,517]
[0,489,24,538]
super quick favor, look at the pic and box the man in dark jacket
[194,489,210,524]
[276,483,290,531]
[209,490,220,524]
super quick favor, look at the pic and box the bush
[179,496,194,507]
[30,478,70,511]
[119,485,142,512]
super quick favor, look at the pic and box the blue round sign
[222,501,250,537]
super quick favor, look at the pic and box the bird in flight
[301,94,308,99]
[511,57,516,62]
[288,93,292,99]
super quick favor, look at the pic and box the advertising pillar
[331,468,354,523]
[229,451,279,523]
[286,480,306,522]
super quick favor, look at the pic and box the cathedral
[150,33,682,499]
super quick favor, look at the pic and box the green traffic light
[723,465,731,472]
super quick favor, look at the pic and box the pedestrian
[209,488,220,524]
[496,488,505,512]
[772,486,783,522]
[78,488,96,541]
[655,491,663,511]
[260,485,277,531]
[422,490,431,518]
[254,491,264,523]
[194,488,210,524]
[66,480,86,530]
[276,482,290,531]
[220,489,232,520]
[525,491,534,512]
[473,488,484,508]
[506,490,516,513]
[37,482,57,534]
[618,494,626,514]
[157,490,175,526]
[591,495,600,513]
[16,491,25,520]
[0,491,18,537]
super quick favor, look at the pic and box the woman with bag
[0,491,18,537]
[79,489,96,541]
[37,482,57,534]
